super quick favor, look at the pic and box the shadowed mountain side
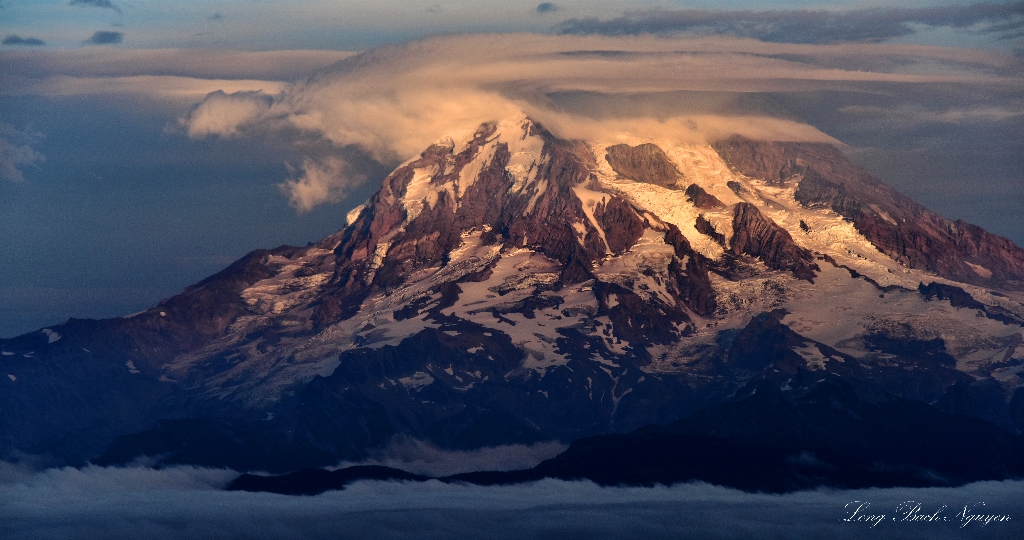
[227,378,1024,495]
[0,247,303,463]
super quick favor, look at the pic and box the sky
[1,0,1023,337]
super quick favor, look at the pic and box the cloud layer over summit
[169,32,1023,212]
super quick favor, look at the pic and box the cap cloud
[171,33,1021,212]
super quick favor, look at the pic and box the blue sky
[1,1,1023,337]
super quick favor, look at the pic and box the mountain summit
[3,117,1024,481]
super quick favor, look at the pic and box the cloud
[181,90,273,137]
[278,156,365,213]
[84,31,123,45]
[4,75,287,101]
[0,48,356,82]
[2,34,45,46]
[69,0,121,15]
[1,464,1021,540]
[555,2,1024,44]
[180,33,1016,163]
[536,3,560,15]
[0,123,45,182]
[338,437,566,476]
[840,104,1024,124]
[170,33,1019,213]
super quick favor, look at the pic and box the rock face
[712,137,810,185]
[730,203,819,281]
[684,183,724,209]
[3,117,1024,481]
[695,214,725,245]
[605,143,682,188]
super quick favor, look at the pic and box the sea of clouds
[2,457,1022,540]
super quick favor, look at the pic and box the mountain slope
[3,117,1024,474]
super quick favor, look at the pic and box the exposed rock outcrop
[605,143,682,188]
[695,214,725,245]
[712,136,809,184]
[684,183,724,209]
[730,203,819,281]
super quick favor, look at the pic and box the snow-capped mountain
[3,117,1024,475]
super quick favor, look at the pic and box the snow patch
[965,262,994,279]
[571,185,611,253]
[41,329,61,344]
[399,371,435,390]
[456,139,496,198]
[345,204,366,227]
[401,165,442,222]
[793,344,829,371]
[502,118,547,214]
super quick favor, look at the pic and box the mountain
[3,117,1024,485]
[229,378,1024,495]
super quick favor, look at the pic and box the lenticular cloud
[181,33,1016,210]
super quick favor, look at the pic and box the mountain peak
[3,120,1024,473]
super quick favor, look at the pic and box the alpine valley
[4,117,1024,491]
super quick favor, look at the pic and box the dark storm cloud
[2,35,45,46]
[69,0,121,15]
[536,2,560,15]
[556,2,1024,44]
[83,30,123,45]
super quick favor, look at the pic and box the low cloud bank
[337,437,567,477]
[1,463,1021,540]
